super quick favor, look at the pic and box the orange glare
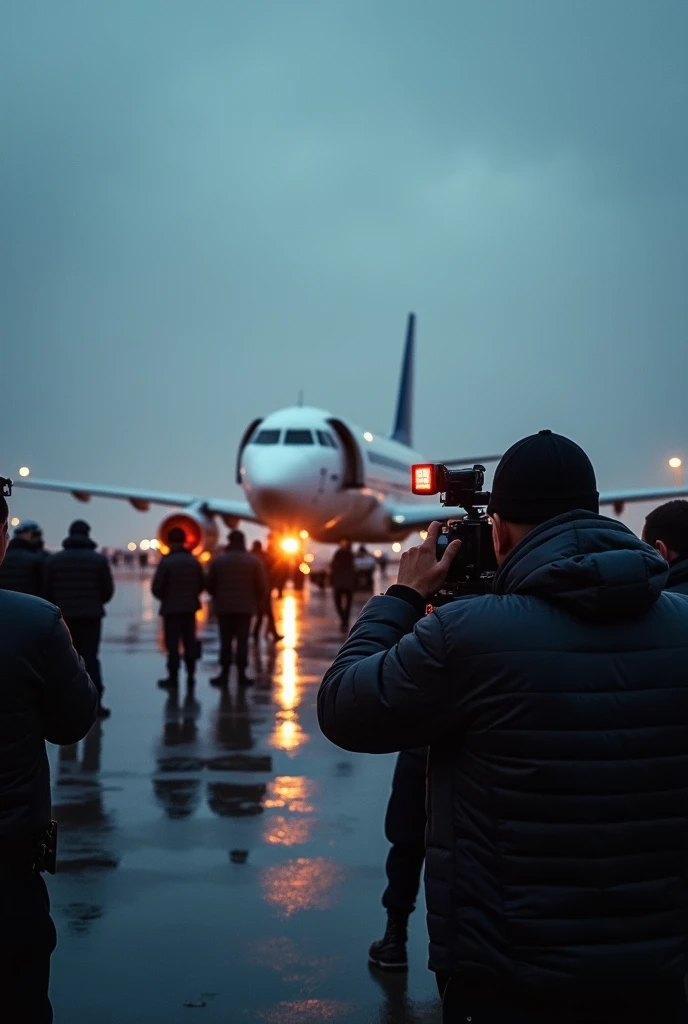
[280,537,300,555]
[412,464,435,493]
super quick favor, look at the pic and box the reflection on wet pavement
[48,576,441,1023]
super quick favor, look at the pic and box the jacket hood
[62,535,97,551]
[493,510,668,621]
[668,555,688,591]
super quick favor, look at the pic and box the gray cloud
[1,0,687,545]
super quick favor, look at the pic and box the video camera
[411,463,497,601]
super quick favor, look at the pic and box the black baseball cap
[487,429,599,525]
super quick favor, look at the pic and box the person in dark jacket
[319,430,688,1024]
[250,540,283,643]
[0,491,98,1023]
[330,537,356,632]
[0,519,44,596]
[151,527,205,690]
[206,530,267,688]
[643,499,688,595]
[368,747,427,971]
[44,520,115,717]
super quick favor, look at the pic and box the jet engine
[157,509,219,557]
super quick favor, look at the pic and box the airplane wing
[389,484,688,530]
[599,486,688,508]
[13,478,260,522]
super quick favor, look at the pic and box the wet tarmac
[48,572,441,1023]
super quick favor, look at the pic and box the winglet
[391,312,415,447]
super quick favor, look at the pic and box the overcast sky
[2,0,687,547]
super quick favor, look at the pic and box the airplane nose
[242,448,324,527]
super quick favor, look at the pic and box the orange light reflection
[261,857,344,917]
[263,815,314,846]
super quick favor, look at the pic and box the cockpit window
[317,430,337,448]
[284,429,314,445]
[253,429,281,445]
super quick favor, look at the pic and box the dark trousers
[382,748,427,914]
[163,613,198,676]
[440,979,688,1024]
[0,876,56,1024]
[64,616,103,696]
[253,603,278,639]
[334,588,353,628]
[218,613,252,672]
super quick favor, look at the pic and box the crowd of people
[3,433,688,1022]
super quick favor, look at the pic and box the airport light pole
[669,457,683,487]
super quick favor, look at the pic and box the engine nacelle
[158,510,219,557]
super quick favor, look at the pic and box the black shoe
[210,673,229,688]
[97,704,112,719]
[157,677,179,690]
[368,912,409,971]
[238,673,254,688]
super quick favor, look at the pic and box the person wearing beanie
[151,527,206,691]
[643,499,688,595]
[320,431,688,1024]
[206,530,268,688]
[0,519,44,597]
[45,520,115,718]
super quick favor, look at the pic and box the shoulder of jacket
[0,590,61,628]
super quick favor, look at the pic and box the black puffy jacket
[667,556,688,596]
[206,549,266,616]
[0,591,98,843]
[319,512,688,1003]
[0,538,44,597]
[152,546,205,615]
[44,536,115,618]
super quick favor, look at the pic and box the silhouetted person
[321,430,688,1024]
[207,530,267,688]
[45,520,114,718]
[369,747,427,971]
[643,499,688,595]
[0,490,98,1023]
[28,524,49,559]
[0,519,44,596]
[151,527,205,692]
[250,539,283,643]
[330,537,355,632]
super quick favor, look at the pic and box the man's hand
[396,522,462,601]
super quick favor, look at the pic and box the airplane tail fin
[391,312,415,448]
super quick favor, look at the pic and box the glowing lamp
[200,551,212,563]
[280,537,300,555]
[411,464,436,494]
[392,542,402,553]
[140,539,150,551]
[669,457,682,469]
[10,517,19,527]
[127,542,137,552]
[363,432,374,442]
[18,466,30,478]
[299,529,309,539]
[299,562,311,575]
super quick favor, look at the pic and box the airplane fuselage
[239,406,433,542]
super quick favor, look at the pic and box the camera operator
[319,431,688,1024]
[643,499,688,595]
[0,482,99,1022]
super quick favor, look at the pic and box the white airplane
[14,314,688,558]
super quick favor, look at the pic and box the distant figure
[250,540,283,643]
[28,522,48,559]
[0,519,44,596]
[330,537,355,633]
[45,520,115,718]
[206,530,267,688]
[643,499,688,595]
[151,527,205,692]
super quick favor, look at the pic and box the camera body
[411,464,497,601]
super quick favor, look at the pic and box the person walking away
[44,520,114,718]
[320,430,688,1024]
[330,537,355,632]
[0,483,98,1023]
[207,530,267,688]
[368,746,427,971]
[0,519,44,596]
[643,499,688,595]
[250,539,283,643]
[151,527,205,692]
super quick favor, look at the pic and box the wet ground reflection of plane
[52,722,119,934]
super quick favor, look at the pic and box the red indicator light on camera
[412,464,436,494]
